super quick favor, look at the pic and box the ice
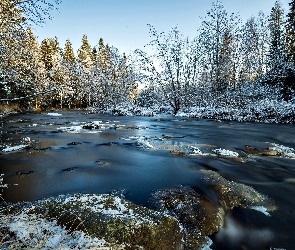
[212,148,239,157]
[2,144,28,153]
[47,112,62,116]
[268,143,295,158]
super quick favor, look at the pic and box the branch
[0,86,60,102]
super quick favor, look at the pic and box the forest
[1,0,295,122]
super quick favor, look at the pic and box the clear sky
[33,0,290,55]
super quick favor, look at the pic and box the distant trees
[0,0,61,106]
[135,0,295,113]
[283,0,295,101]
[268,1,285,78]
[136,25,199,114]
[1,0,295,114]
[198,0,241,92]
[285,0,295,64]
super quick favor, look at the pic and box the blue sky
[34,0,290,55]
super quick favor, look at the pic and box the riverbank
[1,98,295,124]
[0,170,275,249]
[97,100,295,124]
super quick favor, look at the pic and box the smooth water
[1,111,295,249]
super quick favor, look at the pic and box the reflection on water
[1,111,295,249]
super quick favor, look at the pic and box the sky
[34,0,290,55]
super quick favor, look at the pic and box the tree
[285,0,295,64]
[198,0,241,92]
[63,39,75,63]
[268,1,285,75]
[240,17,261,83]
[136,25,198,114]
[77,34,94,70]
[0,0,61,26]
[0,0,61,105]
[283,0,295,101]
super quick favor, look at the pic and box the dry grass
[0,104,21,114]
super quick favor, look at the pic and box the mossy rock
[151,170,275,249]
[201,170,275,211]
[30,193,183,250]
[151,186,217,249]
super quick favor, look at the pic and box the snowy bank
[0,169,276,250]
[0,193,183,250]
[94,99,295,124]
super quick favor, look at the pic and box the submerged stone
[151,170,275,250]
[201,170,275,211]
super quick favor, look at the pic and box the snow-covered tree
[240,17,261,83]
[77,34,94,71]
[136,25,199,114]
[268,1,286,77]
[285,0,295,64]
[198,0,241,92]
[63,39,75,63]
[0,0,61,105]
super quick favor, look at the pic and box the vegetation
[0,0,295,117]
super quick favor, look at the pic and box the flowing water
[1,111,295,249]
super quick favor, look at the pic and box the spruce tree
[40,38,54,70]
[98,38,106,69]
[63,39,75,63]
[77,34,93,70]
[285,0,295,64]
[283,0,295,101]
[92,46,98,62]
[268,1,285,73]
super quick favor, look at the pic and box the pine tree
[97,38,108,70]
[282,0,295,101]
[285,0,295,64]
[77,34,93,70]
[92,46,97,62]
[268,1,285,73]
[63,39,75,63]
[40,37,61,71]
[0,0,61,105]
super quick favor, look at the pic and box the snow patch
[1,212,110,249]
[2,144,28,153]
[212,148,239,157]
[268,143,295,158]
[47,112,62,116]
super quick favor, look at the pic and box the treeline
[0,0,137,110]
[0,0,295,116]
[135,0,295,114]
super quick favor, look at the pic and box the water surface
[1,111,295,249]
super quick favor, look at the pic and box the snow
[2,144,28,153]
[0,193,168,249]
[268,143,295,158]
[1,212,111,249]
[0,174,7,189]
[57,121,115,134]
[190,146,206,155]
[47,112,62,116]
[212,148,239,157]
[96,95,295,124]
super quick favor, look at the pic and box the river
[1,111,295,249]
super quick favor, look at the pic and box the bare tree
[136,25,198,114]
